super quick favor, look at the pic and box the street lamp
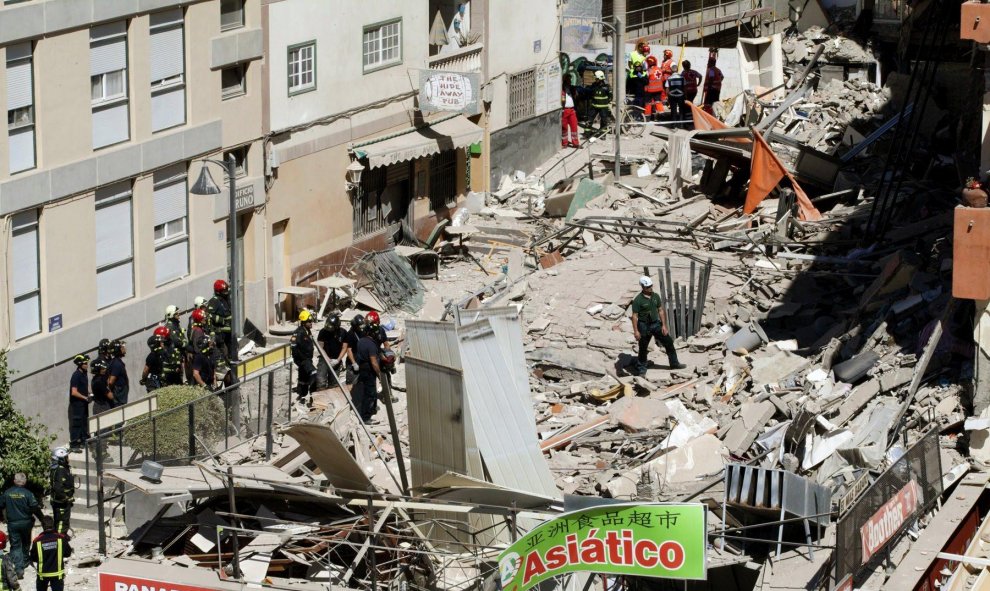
[589,18,624,180]
[190,153,240,362]
[345,159,365,191]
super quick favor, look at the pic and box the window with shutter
[95,182,134,308]
[6,42,35,173]
[221,0,245,31]
[150,9,185,132]
[11,210,40,340]
[91,22,130,148]
[153,164,189,286]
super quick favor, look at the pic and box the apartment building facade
[0,0,265,434]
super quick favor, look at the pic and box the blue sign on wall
[48,314,63,332]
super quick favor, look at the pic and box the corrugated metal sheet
[458,320,561,500]
[406,320,461,369]
[406,356,467,488]
[486,314,536,429]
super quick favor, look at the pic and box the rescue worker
[702,49,724,114]
[290,310,317,405]
[659,49,675,92]
[160,326,184,386]
[107,340,129,406]
[560,77,580,149]
[48,449,73,536]
[163,305,187,354]
[96,339,113,366]
[344,315,364,385]
[587,70,612,136]
[630,62,648,109]
[90,358,112,414]
[1,473,43,579]
[627,39,650,89]
[185,308,209,384]
[365,312,390,351]
[643,55,665,120]
[316,314,350,389]
[67,355,91,453]
[0,531,21,591]
[365,311,397,408]
[665,68,686,123]
[207,279,233,361]
[186,296,208,338]
[191,336,216,391]
[352,322,382,424]
[630,276,686,376]
[29,516,70,591]
[140,333,166,392]
[681,60,702,105]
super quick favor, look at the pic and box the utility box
[962,1,990,43]
[953,206,990,300]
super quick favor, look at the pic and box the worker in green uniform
[1,474,44,579]
[630,275,686,375]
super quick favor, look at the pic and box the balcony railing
[428,42,483,73]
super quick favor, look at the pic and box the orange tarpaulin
[689,101,726,132]
[745,130,823,221]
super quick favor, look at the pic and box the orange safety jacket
[644,66,665,93]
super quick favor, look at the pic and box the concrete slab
[721,401,776,455]
[608,397,670,432]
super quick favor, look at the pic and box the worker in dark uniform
[1,473,43,579]
[67,355,91,453]
[159,326,184,386]
[344,315,364,384]
[107,340,129,406]
[0,531,21,591]
[353,322,382,424]
[191,336,216,391]
[185,308,209,384]
[89,358,112,414]
[316,314,350,389]
[290,310,317,405]
[163,305,187,352]
[141,334,166,392]
[587,70,612,136]
[187,297,208,337]
[364,312,396,406]
[29,516,70,591]
[630,276,686,376]
[207,280,233,361]
[48,449,74,536]
[96,339,113,367]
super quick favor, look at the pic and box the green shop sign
[498,504,707,591]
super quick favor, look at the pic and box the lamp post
[190,153,240,362]
[590,18,623,179]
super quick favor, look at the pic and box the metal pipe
[612,13,624,180]
[226,154,240,363]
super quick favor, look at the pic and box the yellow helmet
[298,310,313,323]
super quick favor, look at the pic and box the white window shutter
[8,127,35,173]
[92,102,129,148]
[6,44,33,110]
[155,240,188,285]
[150,86,185,132]
[153,178,187,226]
[90,37,127,76]
[149,25,184,82]
[95,199,132,268]
[96,262,134,308]
[10,224,38,298]
[13,295,40,340]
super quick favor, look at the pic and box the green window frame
[287,40,316,96]
[362,18,402,74]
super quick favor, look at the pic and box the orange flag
[689,101,726,131]
[746,130,823,221]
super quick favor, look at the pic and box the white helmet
[639,275,653,288]
[52,446,70,461]
[594,70,606,80]
[193,296,206,308]
[165,305,179,319]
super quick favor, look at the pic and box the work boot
[669,358,687,370]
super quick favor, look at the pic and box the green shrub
[0,351,56,491]
[125,385,227,461]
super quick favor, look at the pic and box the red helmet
[366,311,380,325]
[663,49,673,59]
[213,279,229,295]
[0,530,6,550]
[645,55,658,67]
[192,308,207,324]
[153,326,170,339]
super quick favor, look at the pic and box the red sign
[860,480,921,563]
[834,574,853,591]
[99,572,222,591]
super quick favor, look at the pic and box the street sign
[48,314,62,332]
[234,185,255,212]
[497,503,707,591]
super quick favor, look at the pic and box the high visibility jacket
[645,66,665,93]
[705,66,724,92]
[30,532,71,580]
[590,82,612,109]
[666,74,685,99]
[628,50,646,78]
[207,295,232,335]
[660,58,674,78]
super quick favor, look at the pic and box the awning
[354,115,482,169]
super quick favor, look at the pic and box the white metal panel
[8,126,35,173]
[96,261,134,308]
[6,47,33,110]
[91,21,126,41]
[149,24,183,81]
[92,102,129,148]
[150,8,183,28]
[153,177,187,226]
[486,314,536,428]
[150,86,185,131]
[95,198,131,267]
[5,42,31,62]
[11,222,38,296]
[406,356,467,488]
[90,37,126,76]
[95,181,131,203]
[458,319,560,499]
[405,320,461,369]
[13,294,40,340]
[155,240,188,285]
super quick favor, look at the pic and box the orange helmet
[645,55,658,67]
[663,49,673,59]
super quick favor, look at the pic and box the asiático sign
[498,504,707,591]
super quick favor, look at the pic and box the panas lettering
[521,529,685,585]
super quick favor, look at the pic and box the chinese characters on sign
[418,71,481,115]
[498,504,707,591]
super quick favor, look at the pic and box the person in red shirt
[681,60,703,105]
[702,49,724,114]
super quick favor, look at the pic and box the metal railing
[605,0,774,44]
[84,344,295,553]
[427,42,484,73]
